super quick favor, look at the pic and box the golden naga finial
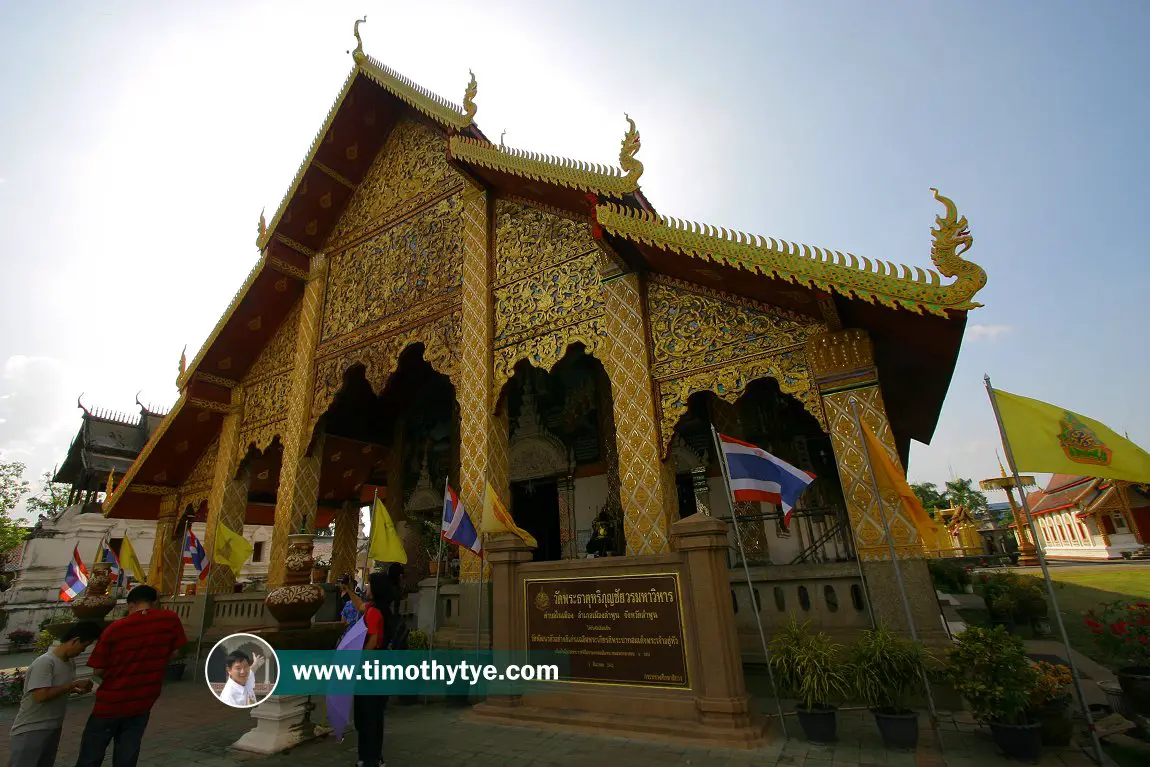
[352,16,367,57]
[929,188,974,273]
[462,70,478,125]
[178,345,187,379]
[257,207,267,244]
[105,468,115,499]
[620,113,643,186]
[499,129,506,150]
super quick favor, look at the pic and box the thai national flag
[717,432,816,527]
[60,546,89,602]
[441,482,482,555]
[100,538,124,586]
[184,528,209,580]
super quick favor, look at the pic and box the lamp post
[979,473,1039,566]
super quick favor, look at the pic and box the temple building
[100,25,987,657]
[1025,475,1150,560]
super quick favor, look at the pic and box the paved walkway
[0,681,1100,767]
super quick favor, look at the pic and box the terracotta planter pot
[265,534,325,629]
[311,567,330,584]
[1117,667,1150,717]
[428,561,439,576]
[988,720,1042,762]
[71,563,117,622]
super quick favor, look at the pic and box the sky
[2,1,1149,518]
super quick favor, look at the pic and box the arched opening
[316,343,458,589]
[498,344,619,562]
[667,376,850,566]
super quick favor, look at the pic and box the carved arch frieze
[656,349,826,456]
[492,317,607,410]
[310,310,462,432]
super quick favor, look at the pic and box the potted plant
[311,558,331,584]
[1084,600,1150,717]
[1028,661,1073,746]
[32,630,55,655]
[0,669,26,706]
[769,615,847,743]
[6,629,34,652]
[846,623,932,751]
[945,626,1041,761]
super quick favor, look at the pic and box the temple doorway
[511,479,561,562]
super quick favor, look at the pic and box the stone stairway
[1128,545,1150,560]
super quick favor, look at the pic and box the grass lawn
[968,565,1150,664]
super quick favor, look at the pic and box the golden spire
[352,16,367,57]
[997,450,1008,478]
[620,114,643,186]
[462,70,477,125]
[105,468,115,499]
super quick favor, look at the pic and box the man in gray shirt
[8,622,103,767]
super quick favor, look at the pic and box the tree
[0,460,31,554]
[944,477,990,520]
[25,470,72,520]
[911,482,947,519]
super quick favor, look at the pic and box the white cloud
[967,324,1012,341]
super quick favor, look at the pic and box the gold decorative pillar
[149,494,181,594]
[201,385,247,595]
[457,182,507,582]
[267,254,328,587]
[807,329,945,645]
[1115,481,1144,542]
[708,399,770,563]
[329,499,360,583]
[601,273,677,555]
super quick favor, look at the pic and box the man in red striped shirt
[75,585,187,767]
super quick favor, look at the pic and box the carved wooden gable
[238,302,301,454]
[492,200,607,391]
[321,117,466,345]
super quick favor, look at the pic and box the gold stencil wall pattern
[494,200,597,285]
[601,274,674,555]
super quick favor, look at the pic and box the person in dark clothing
[353,571,392,767]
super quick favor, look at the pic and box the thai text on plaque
[524,572,689,688]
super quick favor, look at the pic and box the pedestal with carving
[71,563,117,622]
[264,534,325,629]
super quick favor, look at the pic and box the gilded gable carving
[328,118,459,244]
[494,200,596,286]
[245,303,301,383]
[494,251,604,347]
[647,278,824,379]
[184,439,218,491]
[322,193,464,342]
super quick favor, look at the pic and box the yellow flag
[860,424,933,548]
[119,534,147,584]
[481,482,537,547]
[368,498,407,563]
[992,389,1150,483]
[213,520,254,574]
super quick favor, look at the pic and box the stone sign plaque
[524,572,689,688]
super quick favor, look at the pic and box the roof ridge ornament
[620,114,643,187]
[462,70,477,126]
[352,16,367,58]
[929,188,984,304]
[257,207,267,246]
[178,346,187,381]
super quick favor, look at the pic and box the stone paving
[0,681,1099,766]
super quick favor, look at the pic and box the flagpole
[428,479,448,654]
[710,424,789,739]
[361,488,377,587]
[848,398,941,748]
[192,513,221,684]
[983,375,1104,764]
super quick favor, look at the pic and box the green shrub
[769,614,848,710]
[945,626,1037,725]
[846,623,933,713]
